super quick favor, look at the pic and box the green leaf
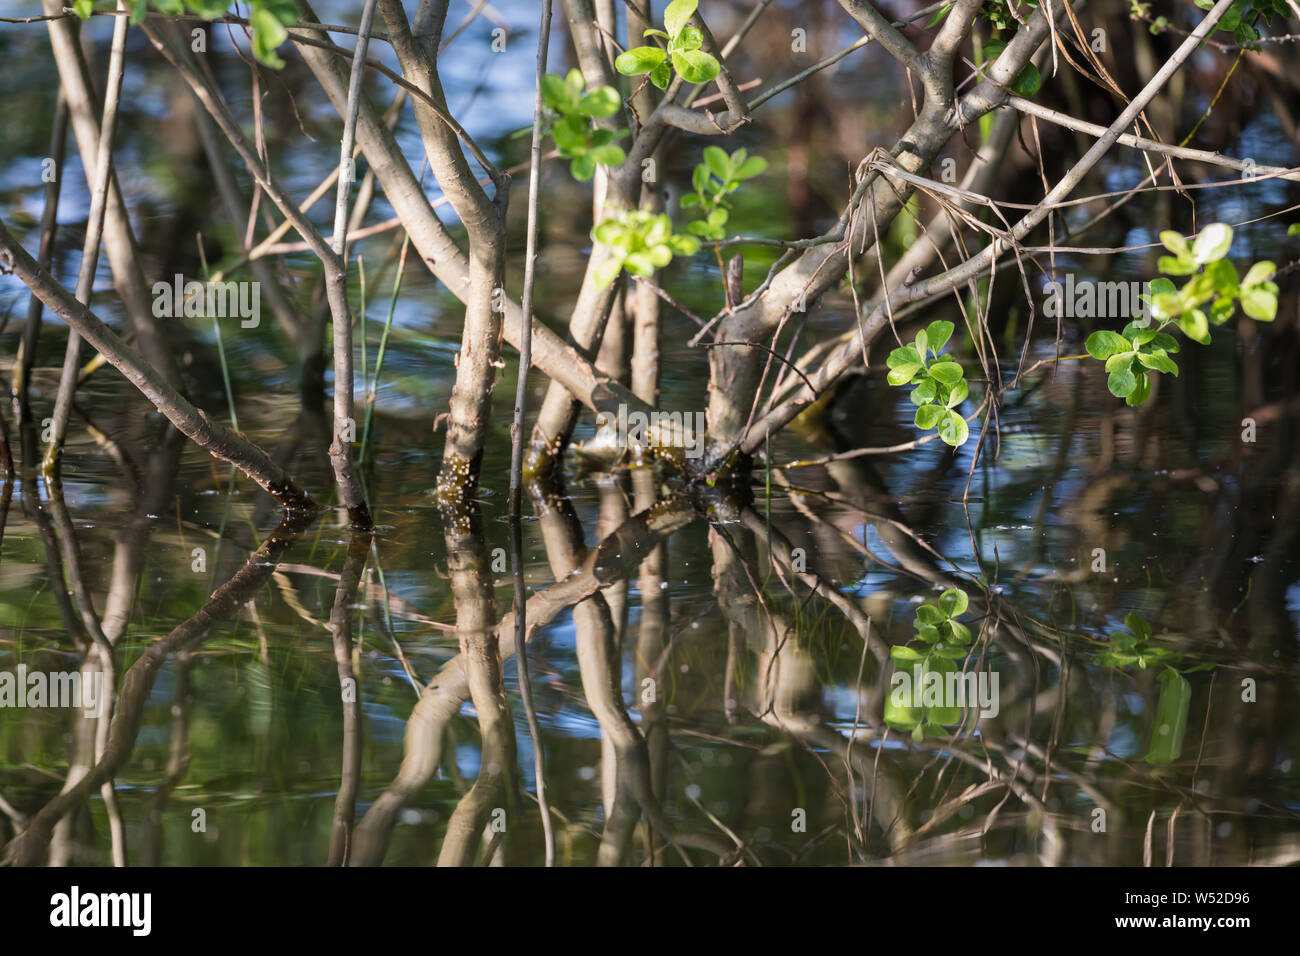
[615,46,668,75]
[1191,222,1233,264]
[588,144,626,166]
[1178,308,1210,344]
[883,691,921,732]
[734,156,768,179]
[914,329,929,359]
[1086,329,1131,359]
[910,379,937,405]
[250,7,289,68]
[1136,348,1178,376]
[1149,277,1177,296]
[1157,255,1196,276]
[130,0,148,25]
[1159,230,1189,257]
[1123,323,1157,347]
[650,61,672,89]
[926,2,954,28]
[673,26,704,52]
[72,0,93,18]
[915,404,945,430]
[939,588,968,618]
[540,73,571,110]
[916,604,945,625]
[1241,286,1277,321]
[570,153,597,181]
[666,234,700,255]
[1206,258,1239,298]
[1010,62,1042,97]
[1144,667,1191,766]
[887,364,923,386]
[1289,223,1300,236]
[1149,292,1184,321]
[1107,364,1137,398]
[946,620,972,645]
[1241,260,1276,288]
[576,86,622,118]
[891,645,924,662]
[928,361,964,385]
[552,115,587,153]
[1104,351,1134,374]
[592,257,623,289]
[925,320,954,354]
[938,409,969,447]
[887,344,922,369]
[1126,369,1152,405]
[945,379,969,409]
[262,0,300,22]
[663,0,698,38]
[916,623,941,644]
[1124,612,1151,642]
[672,49,720,84]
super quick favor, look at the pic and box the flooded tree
[1,0,1299,868]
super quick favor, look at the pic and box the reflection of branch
[3,511,315,866]
[327,530,373,866]
[350,497,699,865]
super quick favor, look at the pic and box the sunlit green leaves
[616,0,720,89]
[1089,222,1276,408]
[539,69,627,181]
[591,208,700,288]
[885,320,970,447]
[1240,260,1279,321]
[683,146,766,241]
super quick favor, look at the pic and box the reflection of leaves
[885,589,975,739]
[1095,612,1178,670]
[1145,667,1191,766]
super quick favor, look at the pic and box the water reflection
[2,339,1298,866]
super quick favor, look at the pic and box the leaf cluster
[591,209,700,288]
[681,146,767,241]
[1085,223,1277,403]
[884,588,974,741]
[74,1,300,68]
[614,0,721,90]
[885,320,970,447]
[540,70,627,181]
